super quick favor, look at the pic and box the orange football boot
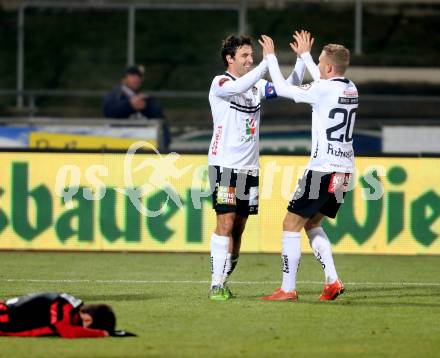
[261,288,298,301]
[319,279,345,301]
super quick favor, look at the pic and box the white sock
[307,227,338,283]
[210,233,229,288]
[281,231,301,292]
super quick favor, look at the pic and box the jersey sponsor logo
[338,97,359,105]
[216,185,236,205]
[327,143,354,158]
[211,125,223,155]
[343,90,358,97]
[218,78,230,87]
[328,173,351,193]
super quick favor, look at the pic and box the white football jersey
[208,60,276,170]
[208,58,305,170]
[267,54,358,173]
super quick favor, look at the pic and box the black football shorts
[209,165,259,218]
[288,170,352,219]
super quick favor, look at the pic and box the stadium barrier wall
[0,152,439,255]
[0,119,163,150]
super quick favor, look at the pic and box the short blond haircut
[323,44,350,75]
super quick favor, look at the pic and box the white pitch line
[1,278,439,286]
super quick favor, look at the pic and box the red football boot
[319,279,345,301]
[261,288,298,301]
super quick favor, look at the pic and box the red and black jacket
[0,292,107,338]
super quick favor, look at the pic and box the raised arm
[286,57,306,86]
[211,60,268,98]
[259,35,320,104]
[291,31,320,82]
[286,30,312,85]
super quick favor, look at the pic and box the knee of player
[283,212,307,232]
[304,221,322,232]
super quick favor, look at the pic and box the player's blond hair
[323,44,350,75]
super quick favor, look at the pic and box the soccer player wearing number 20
[259,32,358,301]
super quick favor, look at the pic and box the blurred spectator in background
[103,65,170,148]
[103,65,164,119]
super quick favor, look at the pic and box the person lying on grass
[0,292,135,338]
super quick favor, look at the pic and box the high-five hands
[258,35,275,57]
[259,31,314,58]
[290,30,315,56]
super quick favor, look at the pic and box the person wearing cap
[0,292,135,338]
[102,65,164,119]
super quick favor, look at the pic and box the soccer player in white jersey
[259,32,358,301]
[207,35,314,300]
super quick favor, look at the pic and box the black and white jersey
[267,53,358,173]
[208,58,306,170]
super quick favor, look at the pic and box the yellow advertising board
[29,132,157,150]
[0,151,438,254]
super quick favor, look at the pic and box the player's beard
[238,63,252,77]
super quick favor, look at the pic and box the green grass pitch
[0,251,439,357]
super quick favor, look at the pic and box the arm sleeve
[286,57,306,86]
[55,322,108,338]
[53,303,107,338]
[300,52,321,82]
[211,60,268,98]
[266,54,321,104]
[102,91,135,118]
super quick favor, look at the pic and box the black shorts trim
[209,165,259,218]
[287,170,349,219]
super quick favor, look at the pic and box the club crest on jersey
[241,115,256,142]
[252,86,258,95]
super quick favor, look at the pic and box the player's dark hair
[81,304,116,334]
[221,35,252,67]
